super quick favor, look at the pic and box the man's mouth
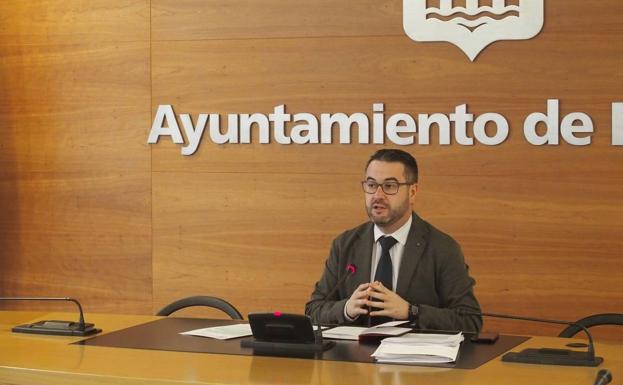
[372,202,388,211]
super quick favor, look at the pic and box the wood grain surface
[1,311,621,385]
[1,1,622,341]
[0,2,151,314]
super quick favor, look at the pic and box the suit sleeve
[304,237,350,325]
[416,237,483,333]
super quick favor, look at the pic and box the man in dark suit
[305,149,482,332]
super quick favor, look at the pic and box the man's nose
[372,185,387,198]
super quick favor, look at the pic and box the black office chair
[156,295,243,320]
[558,313,623,338]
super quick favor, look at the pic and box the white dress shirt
[371,215,413,290]
[344,216,413,321]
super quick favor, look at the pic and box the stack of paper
[322,321,411,341]
[371,332,464,364]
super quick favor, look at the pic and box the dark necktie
[375,236,397,290]
[370,236,398,326]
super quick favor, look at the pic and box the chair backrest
[558,313,623,338]
[156,296,243,320]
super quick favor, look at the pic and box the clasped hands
[345,281,409,320]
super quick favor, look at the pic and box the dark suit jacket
[305,213,482,332]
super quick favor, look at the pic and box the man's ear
[410,183,419,201]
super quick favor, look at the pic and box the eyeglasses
[361,180,413,195]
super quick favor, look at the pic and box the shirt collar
[373,214,412,246]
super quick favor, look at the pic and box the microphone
[594,369,613,385]
[0,297,101,336]
[459,309,603,367]
[314,264,357,334]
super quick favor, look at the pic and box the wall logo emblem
[403,0,544,61]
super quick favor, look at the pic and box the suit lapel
[396,213,428,298]
[348,223,374,294]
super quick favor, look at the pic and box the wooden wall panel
[151,0,401,40]
[418,175,623,340]
[152,170,623,337]
[151,37,622,176]
[0,42,150,172]
[152,172,367,317]
[150,0,623,342]
[0,1,148,44]
[0,2,151,314]
[0,172,151,313]
[0,0,621,342]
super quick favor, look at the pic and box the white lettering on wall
[147,101,619,155]
[613,103,623,145]
[474,113,509,145]
[148,105,184,144]
[523,99,593,145]
[179,113,207,155]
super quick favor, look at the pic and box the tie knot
[379,236,398,251]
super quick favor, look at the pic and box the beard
[366,197,411,228]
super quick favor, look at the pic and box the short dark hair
[365,149,418,183]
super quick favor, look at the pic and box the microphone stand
[313,264,357,344]
[462,310,603,367]
[0,297,101,336]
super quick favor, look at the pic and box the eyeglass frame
[361,179,415,195]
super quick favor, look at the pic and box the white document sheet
[322,320,411,340]
[180,324,252,340]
